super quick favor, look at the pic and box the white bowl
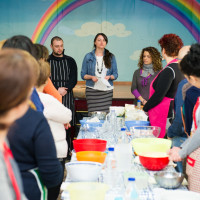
[109,106,125,116]
[65,161,102,182]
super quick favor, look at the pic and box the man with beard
[48,36,77,159]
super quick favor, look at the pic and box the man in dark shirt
[48,36,78,158]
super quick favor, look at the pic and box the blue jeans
[171,136,187,173]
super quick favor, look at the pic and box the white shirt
[93,56,113,91]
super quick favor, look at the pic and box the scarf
[141,64,154,77]
[140,64,154,87]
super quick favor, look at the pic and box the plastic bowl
[76,151,107,164]
[154,171,184,189]
[109,106,125,117]
[65,182,109,200]
[125,120,150,131]
[139,152,169,171]
[89,111,107,120]
[130,126,161,138]
[79,120,104,127]
[73,139,107,152]
[65,161,102,182]
[131,138,171,155]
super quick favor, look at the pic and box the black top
[143,63,185,112]
[48,54,77,91]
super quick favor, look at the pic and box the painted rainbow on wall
[142,0,200,42]
[31,0,94,44]
[32,0,200,44]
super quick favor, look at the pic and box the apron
[186,97,200,192]
[148,59,178,138]
[3,142,21,200]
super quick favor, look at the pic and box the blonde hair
[36,60,51,87]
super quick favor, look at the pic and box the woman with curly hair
[143,34,185,138]
[131,47,162,105]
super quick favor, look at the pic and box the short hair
[0,49,37,115]
[3,35,37,59]
[158,34,183,57]
[36,60,51,87]
[180,43,200,77]
[138,46,162,72]
[51,36,63,45]
[34,43,49,61]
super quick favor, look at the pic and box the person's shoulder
[134,68,140,74]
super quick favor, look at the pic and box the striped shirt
[48,54,77,125]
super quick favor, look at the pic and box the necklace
[97,60,103,74]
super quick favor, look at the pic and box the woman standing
[169,43,200,192]
[0,49,36,200]
[143,34,185,138]
[81,33,118,113]
[131,47,162,105]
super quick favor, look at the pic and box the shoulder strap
[167,66,175,79]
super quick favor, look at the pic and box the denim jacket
[81,49,118,87]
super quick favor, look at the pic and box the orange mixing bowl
[76,151,107,164]
[139,152,169,171]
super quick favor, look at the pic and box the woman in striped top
[81,33,118,113]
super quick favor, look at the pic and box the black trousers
[47,158,66,200]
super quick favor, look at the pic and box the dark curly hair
[138,47,162,72]
[158,34,183,57]
[180,43,200,77]
[93,33,113,69]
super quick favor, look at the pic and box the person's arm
[179,127,200,158]
[143,68,174,112]
[34,117,63,188]
[40,93,72,124]
[65,57,77,91]
[43,78,62,103]
[110,55,118,80]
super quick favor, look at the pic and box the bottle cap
[108,147,114,151]
[121,128,126,131]
[128,177,136,181]
[137,100,141,102]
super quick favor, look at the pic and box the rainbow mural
[142,0,200,42]
[32,0,200,44]
[31,0,94,44]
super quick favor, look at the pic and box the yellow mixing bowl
[131,138,172,155]
[65,182,109,200]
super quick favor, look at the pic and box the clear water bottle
[118,128,128,143]
[104,147,117,187]
[124,178,139,200]
[109,110,117,143]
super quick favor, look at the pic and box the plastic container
[139,152,169,171]
[131,138,172,155]
[73,139,107,152]
[65,182,109,200]
[76,151,107,164]
[79,120,104,127]
[104,147,117,187]
[124,177,139,200]
[125,121,150,131]
[65,161,102,182]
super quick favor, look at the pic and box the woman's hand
[105,75,111,80]
[168,147,182,162]
[142,99,147,105]
[92,76,98,82]
[64,123,71,130]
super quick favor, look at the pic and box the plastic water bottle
[118,128,128,143]
[136,100,141,110]
[124,178,139,200]
[105,147,117,187]
[109,110,117,143]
